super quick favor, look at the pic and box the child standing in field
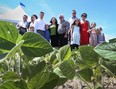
[97,27,105,44]
[70,18,80,50]
[44,24,50,42]
[88,22,98,47]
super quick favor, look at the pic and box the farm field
[0,21,116,89]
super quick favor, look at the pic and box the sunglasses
[82,15,87,17]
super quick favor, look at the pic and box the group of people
[16,10,105,50]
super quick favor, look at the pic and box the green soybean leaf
[59,59,75,79]
[58,45,72,61]
[21,32,53,57]
[0,21,18,50]
[94,38,116,60]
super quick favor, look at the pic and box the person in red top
[80,13,90,45]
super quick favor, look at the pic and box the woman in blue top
[45,24,50,42]
[97,27,105,44]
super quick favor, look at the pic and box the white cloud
[0,5,13,14]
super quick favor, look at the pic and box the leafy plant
[0,21,116,89]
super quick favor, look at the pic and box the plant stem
[76,73,92,89]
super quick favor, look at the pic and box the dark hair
[31,14,38,22]
[50,17,58,34]
[90,22,96,29]
[72,10,76,14]
[40,11,44,14]
[50,17,58,25]
[81,13,87,18]
[99,27,102,31]
[72,19,79,26]
[23,15,28,18]
[91,22,96,26]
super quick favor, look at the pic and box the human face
[59,16,64,21]
[75,19,79,25]
[40,13,44,19]
[32,16,37,22]
[92,23,96,28]
[72,11,76,17]
[52,18,56,24]
[45,25,49,29]
[81,15,87,20]
[23,16,28,22]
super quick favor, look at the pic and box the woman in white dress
[70,18,80,50]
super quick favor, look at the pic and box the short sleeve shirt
[58,20,70,34]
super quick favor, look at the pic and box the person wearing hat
[58,14,70,47]
[80,13,90,45]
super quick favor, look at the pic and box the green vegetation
[0,21,116,89]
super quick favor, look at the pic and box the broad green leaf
[0,80,28,89]
[36,71,50,89]
[22,60,46,80]
[23,60,48,89]
[2,71,19,82]
[14,80,28,89]
[102,60,116,76]
[28,70,50,89]
[78,46,99,68]
[0,21,18,50]
[0,40,24,63]
[0,53,7,60]
[78,68,93,82]
[109,38,116,42]
[58,45,72,61]
[54,68,68,86]
[16,34,23,44]
[53,67,66,78]
[40,73,59,89]
[94,39,116,60]
[21,32,53,57]
[59,59,75,79]
[0,49,8,54]
[56,78,67,86]
[0,49,8,60]
[49,51,58,65]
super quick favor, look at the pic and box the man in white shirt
[68,10,77,42]
[34,12,46,37]
[16,15,29,35]
[69,10,77,26]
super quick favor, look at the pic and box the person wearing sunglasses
[80,13,90,45]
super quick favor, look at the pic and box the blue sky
[0,0,116,41]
